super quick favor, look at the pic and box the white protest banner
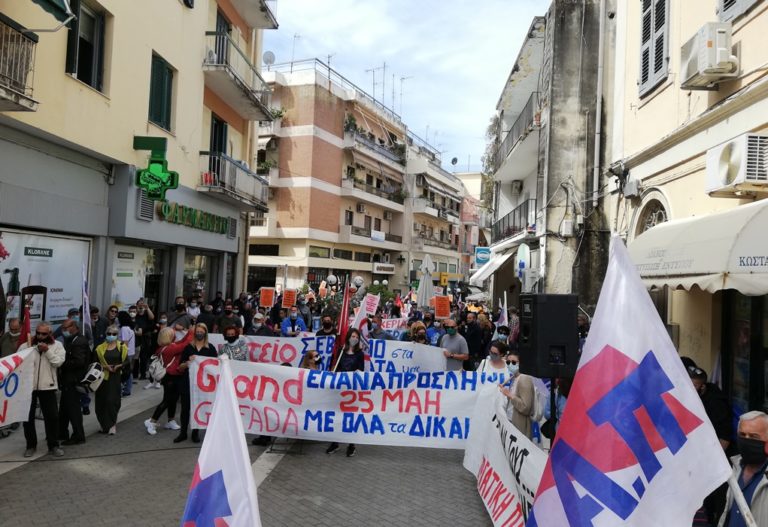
[352,293,380,331]
[208,334,336,370]
[0,348,34,426]
[190,358,509,448]
[366,339,448,373]
[464,386,547,526]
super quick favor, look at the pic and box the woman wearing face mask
[476,341,513,376]
[95,325,129,435]
[219,326,248,361]
[499,351,535,440]
[409,321,428,344]
[175,323,218,443]
[327,328,365,457]
[300,350,323,370]
[144,326,193,436]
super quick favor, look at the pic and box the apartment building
[248,59,464,295]
[456,171,492,280]
[606,0,768,413]
[0,0,276,322]
[474,1,610,310]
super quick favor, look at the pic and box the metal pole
[728,474,758,527]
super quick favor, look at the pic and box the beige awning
[628,198,768,295]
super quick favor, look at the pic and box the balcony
[423,237,458,251]
[493,92,539,183]
[249,215,277,237]
[198,152,269,211]
[340,177,405,212]
[203,32,271,121]
[0,14,38,112]
[343,130,406,171]
[228,0,278,29]
[339,225,404,250]
[412,198,460,224]
[491,199,536,245]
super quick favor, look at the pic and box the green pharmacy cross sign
[133,136,179,201]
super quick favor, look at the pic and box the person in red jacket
[143,326,193,436]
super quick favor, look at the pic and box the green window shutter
[149,55,173,130]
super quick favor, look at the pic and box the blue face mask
[105,335,118,343]
[72,316,80,323]
[371,322,379,330]
[62,329,72,338]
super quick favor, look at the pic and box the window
[412,259,422,272]
[149,54,174,130]
[248,244,279,256]
[309,245,330,258]
[344,210,354,226]
[333,248,352,260]
[65,1,106,91]
[449,264,457,273]
[718,0,762,22]
[638,0,670,97]
[355,252,371,263]
[346,166,356,179]
[374,218,382,231]
[439,262,448,273]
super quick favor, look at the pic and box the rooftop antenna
[399,76,413,116]
[365,64,384,101]
[290,33,301,72]
[326,53,336,90]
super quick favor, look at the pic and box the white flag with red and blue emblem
[181,357,261,527]
[527,236,731,526]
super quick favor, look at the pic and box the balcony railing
[199,151,269,210]
[348,131,405,165]
[494,92,539,170]
[350,226,371,237]
[422,237,458,251]
[344,177,405,204]
[203,32,269,101]
[0,14,37,110]
[385,233,402,243]
[492,199,536,244]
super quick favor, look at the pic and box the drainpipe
[592,0,606,209]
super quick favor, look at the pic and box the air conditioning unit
[382,253,391,264]
[706,134,768,196]
[356,203,366,213]
[383,211,393,221]
[680,22,739,90]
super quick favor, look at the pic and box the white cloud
[265,0,550,171]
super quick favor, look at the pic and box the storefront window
[111,245,164,311]
[184,252,210,302]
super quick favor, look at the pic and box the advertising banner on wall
[0,230,91,332]
[110,245,151,310]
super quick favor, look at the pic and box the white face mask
[253,323,262,329]
[9,331,20,337]
[175,330,186,341]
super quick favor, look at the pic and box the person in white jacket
[21,321,66,458]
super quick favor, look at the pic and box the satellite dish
[263,51,276,66]
[451,157,458,166]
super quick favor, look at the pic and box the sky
[263,0,550,173]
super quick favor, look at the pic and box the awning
[628,198,768,295]
[469,251,513,286]
[31,0,72,22]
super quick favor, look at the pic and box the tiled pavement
[0,380,492,526]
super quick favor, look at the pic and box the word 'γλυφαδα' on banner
[189,358,511,449]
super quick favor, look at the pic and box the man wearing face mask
[368,314,391,340]
[57,319,90,445]
[186,297,201,322]
[21,321,66,457]
[215,302,242,334]
[196,304,216,333]
[281,306,307,337]
[440,319,469,371]
[719,411,768,527]
[167,297,193,329]
[297,296,312,327]
[247,313,273,336]
[0,317,21,357]
[427,317,445,346]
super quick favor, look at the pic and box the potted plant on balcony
[257,159,276,175]
[391,142,406,160]
[344,115,358,133]
[270,107,286,119]
[393,187,408,203]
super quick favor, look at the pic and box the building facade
[475,1,610,311]
[248,59,464,296]
[605,0,768,413]
[0,0,276,325]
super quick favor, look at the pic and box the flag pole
[728,474,758,527]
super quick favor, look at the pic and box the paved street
[0,381,491,527]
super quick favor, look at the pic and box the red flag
[16,303,31,350]
[331,277,351,371]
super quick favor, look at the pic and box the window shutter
[227,217,238,239]
[135,189,154,221]
[719,0,761,22]
[64,0,81,74]
[638,0,670,97]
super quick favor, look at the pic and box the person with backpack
[143,326,193,436]
[499,349,536,439]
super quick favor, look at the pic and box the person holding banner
[175,324,218,443]
[499,350,535,440]
[219,326,247,361]
[440,319,469,371]
[476,341,511,375]
[327,328,365,457]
